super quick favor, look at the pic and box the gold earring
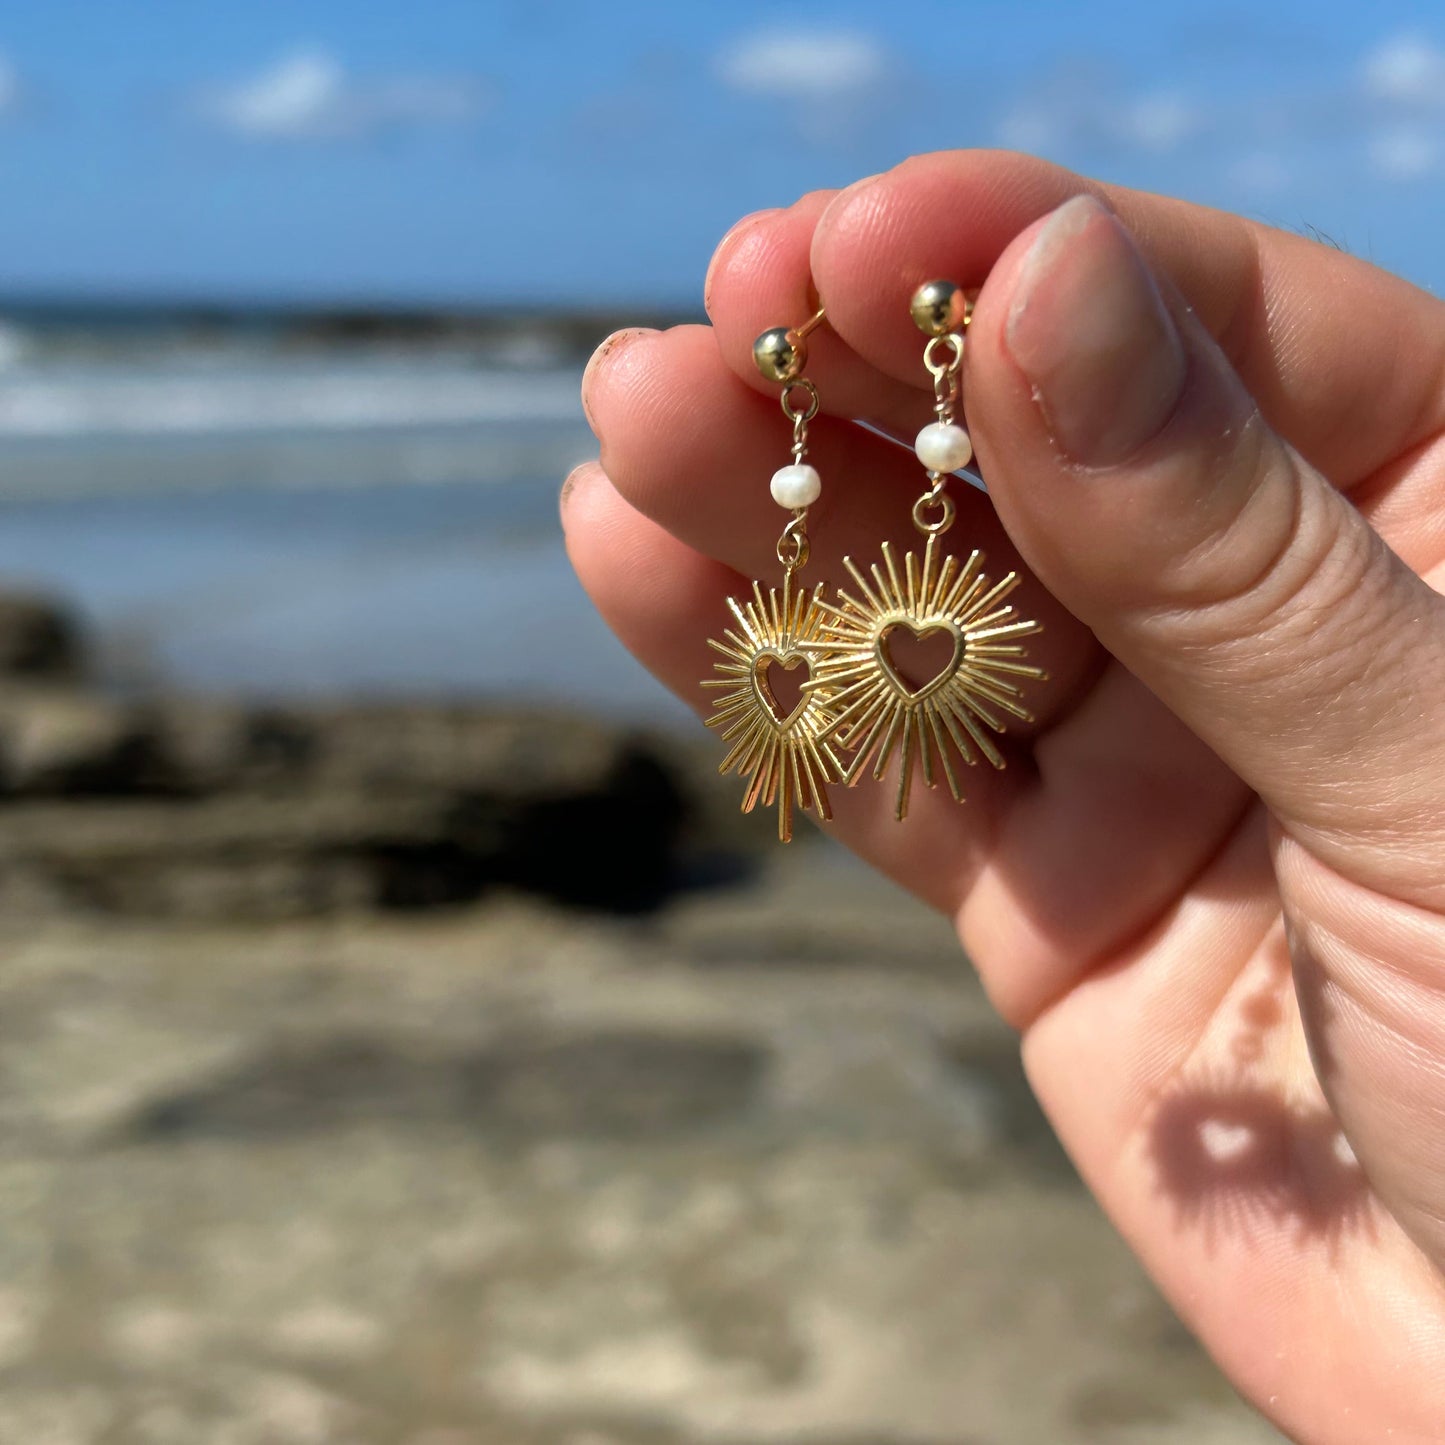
[802,281,1045,821]
[701,307,846,843]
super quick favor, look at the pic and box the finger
[705,192,933,439]
[966,193,1445,912]
[810,149,1445,497]
[581,323,1096,725]
[560,460,1015,912]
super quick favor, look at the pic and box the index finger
[809,149,1445,492]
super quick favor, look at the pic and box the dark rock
[299,703,636,799]
[0,793,456,919]
[0,695,665,803]
[481,743,689,912]
[0,591,84,678]
[141,699,318,793]
[0,688,158,794]
[0,721,698,919]
[0,668,754,919]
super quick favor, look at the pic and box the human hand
[563,150,1445,1443]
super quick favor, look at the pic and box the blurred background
[1,2,1440,1440]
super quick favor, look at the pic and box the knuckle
[1139,431,1390,688]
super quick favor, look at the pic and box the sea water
[0,336,688,722]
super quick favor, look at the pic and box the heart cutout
[877,622,964,701]
[750,650,811,731]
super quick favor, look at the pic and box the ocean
[0,314,690,723]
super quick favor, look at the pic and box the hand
[562,150,1445,1444]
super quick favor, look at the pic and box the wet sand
[1,840,1284,1444]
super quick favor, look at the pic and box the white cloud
[997,83,1198,158]
[991,29,1445,195]
[206,51,344,138]
[1358,35,1445,179]
[1229,151,1290,194]
[1363,33,1445,107]
[716,29,890,101]
[197,49,489,140]
[1369,126,1438,179]
[1118,91,1198,152]
[996,105,1058,154]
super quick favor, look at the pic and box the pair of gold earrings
[704,281,1045,841]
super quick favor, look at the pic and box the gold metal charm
[802,279,1045,821]
[704,566,844,842]
[701,329,844,842]
[803,535,1040,821]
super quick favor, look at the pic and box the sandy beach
[2,842,1287,1445]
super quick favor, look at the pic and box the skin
[562,150,1445,1444]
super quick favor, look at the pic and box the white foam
[0,363,584,439]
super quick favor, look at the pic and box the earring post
[793,305,827,341]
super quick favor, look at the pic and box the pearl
[770,463,821,508]
[914,422,972,473]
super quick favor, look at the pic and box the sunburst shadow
[1149,934,1375,1253]
[1149,1080,1374,1252]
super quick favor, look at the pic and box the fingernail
[704,208,780,310]
[559,460,594,521]
[581,328,657,432]
[1005,195,1186,467]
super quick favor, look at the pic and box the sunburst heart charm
[802,535,1044,821]
[703,573,846,842]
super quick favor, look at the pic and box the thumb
[969,195,1445,909]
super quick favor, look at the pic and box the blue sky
[2,1,1445,306]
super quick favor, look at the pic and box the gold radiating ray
[702,571,846,843]
[801,534,1046,821]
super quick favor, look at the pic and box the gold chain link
[777,378,819,573]
[780,378,820,424]
[914,332,964,537]
[911,490,955,534]
[776,510,811,572]
[923,333,964,423]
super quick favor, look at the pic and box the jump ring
[923,333,965,378]
[777,531,811,571]
[911,491,956,534]
[780,378,820,423]
[777,510,811,571]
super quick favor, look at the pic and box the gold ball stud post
[753,326,806,383]
[910,279,969,337]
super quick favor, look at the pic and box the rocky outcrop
[0,595,731,920]
[0,590,83,677]
[0,699,699,918]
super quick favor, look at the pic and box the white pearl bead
[770,463,821,509]
[914,422,973,473]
